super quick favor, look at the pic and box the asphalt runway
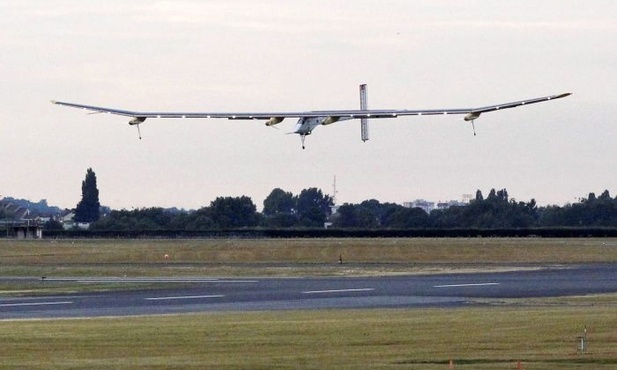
[1,264,616,319]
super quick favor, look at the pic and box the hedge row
[35,228,617,239]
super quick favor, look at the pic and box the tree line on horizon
[84,187,617,231]
[5,168,617,230]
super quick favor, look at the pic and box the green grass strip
[0,307,615,369]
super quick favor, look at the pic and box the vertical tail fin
[359,84,369,142]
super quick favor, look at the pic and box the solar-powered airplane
[52,85,571,149]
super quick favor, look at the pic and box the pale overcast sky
[1,1,615,210]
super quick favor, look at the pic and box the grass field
[0,237,615,293]
[0,307,615,369]
[0,238,616,369]
[1,238,616,278]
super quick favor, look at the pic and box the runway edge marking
[434,282,500,288]
[145,295,225,301]
[0,301,73,308]
[302,288,375,294]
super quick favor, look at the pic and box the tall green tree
[262,188,297,228]
[209,196,259,228]
[296,188,333,227]
[74,168,100,223]
[263,188,295,216]
[331,203,360,228]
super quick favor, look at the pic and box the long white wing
[52,92,571,122]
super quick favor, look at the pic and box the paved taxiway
[1,264,616,319]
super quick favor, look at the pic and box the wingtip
[50,100,57,104]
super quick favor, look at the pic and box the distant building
[403,200,435,213]
[404,195,471,213]
[5,221,43,239]
[59,211,89,230]
[1,201,30,220]
[436,200,467,210]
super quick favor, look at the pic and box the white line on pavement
[434,282,500,288]
[145,295,225,301]
[302,288,375,294]
[0,301,73,308]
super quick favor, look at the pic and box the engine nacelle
[321,116,340,125]
[464,112,481,121]
[129,117,146,125]
[265,117,284,126]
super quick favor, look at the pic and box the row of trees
[25,168,617,231]
[86,187,617,231]
[334,189,617,229]
[91,188,334,231]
